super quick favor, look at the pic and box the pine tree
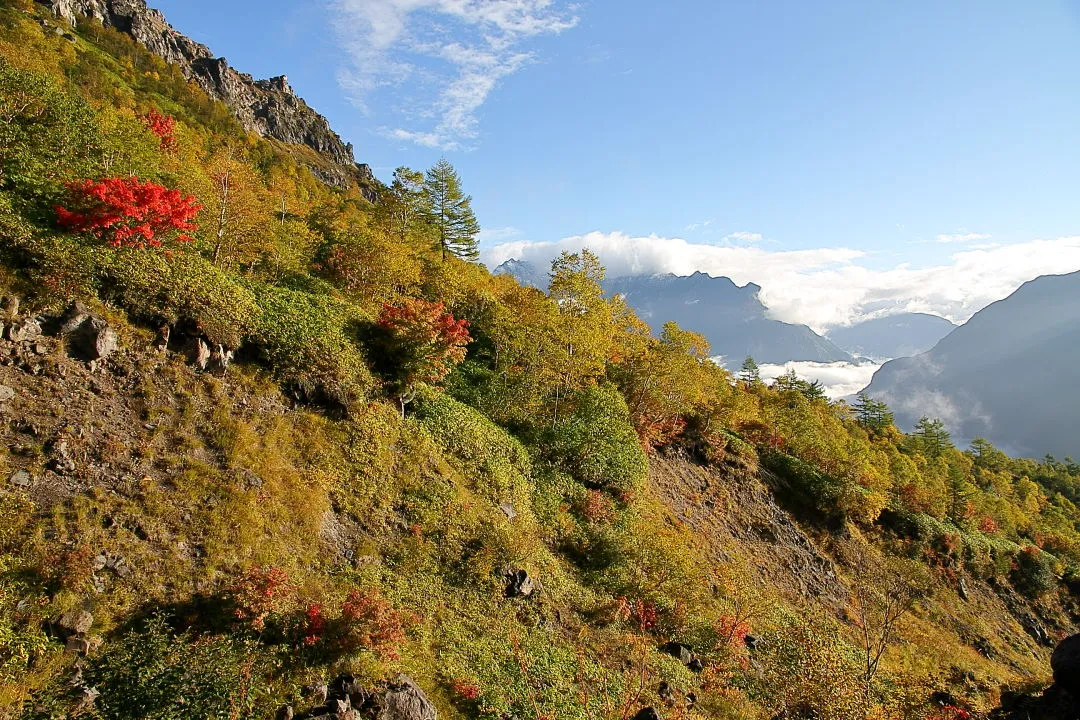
[854,392,894,434]
[739,356,760,386]
[423,159,479,262]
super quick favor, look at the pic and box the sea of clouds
[483,231,1080,332]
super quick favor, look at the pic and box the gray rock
[0,384,15,403]
[504,568,535,598]
[6,318,41,343]
[275,706,294,720]
[154,324,170,352]
[184,336,211,370]
[306,683,329,706]
[661,641,693,665]
[64,316,119,362]
[206,344,234,375]
[498,502,517,519]
[65,636,91,655]
[55,609,93,637]
[376,674,437,720]
[8,469,31,488]
[1,295,20,317]
[74,685,100,713]
[1052,634,1080,696]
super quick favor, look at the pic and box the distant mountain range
[827,313,956,361]
[494,260,852,364]
[864,271,1080,459]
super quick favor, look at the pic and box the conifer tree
[423,158,479,262]
[739,355,760,386]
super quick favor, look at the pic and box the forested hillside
[1,2,1079,719]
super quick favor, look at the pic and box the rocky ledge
[37,0,376,196]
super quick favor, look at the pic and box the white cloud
[482,231,1080,331]
[935,232,991,244]
[332,0,578,149]
[753,361,883,400]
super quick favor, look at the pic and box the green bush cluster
[79,617,272,720]
[543,385,647,494]
[249,284,375,405]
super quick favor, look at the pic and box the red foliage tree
[335,589,409,661]
[228,565,293,632]
[56,177,201,250]
[142,109,177,152]
[376,299,470,414]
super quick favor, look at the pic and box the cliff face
[39,0,376,194]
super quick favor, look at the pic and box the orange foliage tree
[375,298,471,415]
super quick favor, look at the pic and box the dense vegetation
[0,2,1078,718]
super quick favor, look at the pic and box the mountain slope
[604,272,853,364]
[37,0,376,195]
[864,271,1080,458]
[827,312,956,361]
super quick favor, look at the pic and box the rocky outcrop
[37,0,376,195]
[990,633,1080,719]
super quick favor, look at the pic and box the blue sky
[151,0,1080,328]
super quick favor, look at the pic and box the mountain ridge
[37,0,377,196]
[864,270,1080,458]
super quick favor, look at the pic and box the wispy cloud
[332,0,579,150]
[725,231,763,243]
[482,231,1080,331]
[478,225,522,243]
[935,231,991,244]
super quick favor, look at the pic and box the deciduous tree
[375,298,471,415]
[55,176,201,250]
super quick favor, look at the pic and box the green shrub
[1010,545,1057,598]
[101,248,258,346]
[414,389,532,494]
[544,385,647,494]
[761,450,845,519]
[81,617,271,720]
[249,283,375,406]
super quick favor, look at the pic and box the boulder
[1,295,20,317]
[661,641,693,665]
[55,609,93,637]
[7,318,41,343]
[276,706,294,720]
[375,674,437,720]
[0,384,14,403]
[65,316,119,362]
[305,683,329,706]
[329,675,369,707]
[8,469,31,488]
[632,708,661,720]
[504,568,535,598]
[184,336,212,370]
[1052,634,1080,696]
[206,344,234,375]
[66,636,91,655]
